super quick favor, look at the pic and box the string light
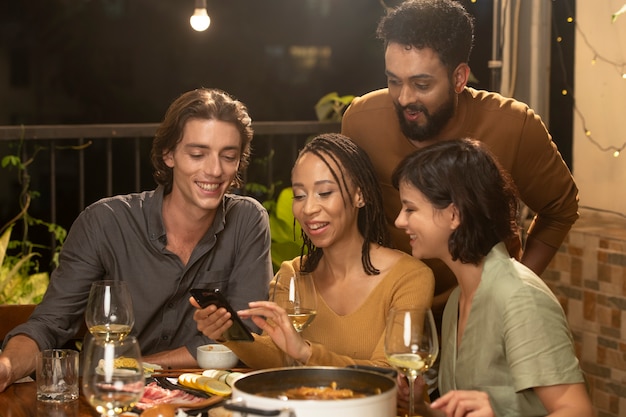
[576,20,626,77]
[554,5,626,157]
[573,105,626,158]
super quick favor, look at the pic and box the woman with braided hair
[193,133,434,368]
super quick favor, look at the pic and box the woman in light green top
[393,138,592,417]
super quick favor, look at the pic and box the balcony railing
[0,121,341,241]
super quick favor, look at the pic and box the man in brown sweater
[341,0,579,326]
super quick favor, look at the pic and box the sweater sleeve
[224,333,285,369]
[222,260,299,369]
[501,106,579,249]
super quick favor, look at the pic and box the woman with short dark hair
[393,138,592,417]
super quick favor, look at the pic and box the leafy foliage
[0,226,49,304]
[245,92,354,272]
[244,155,304,273]
[265,187,303,272]
[314,92,355,122]
[0,132,68,304]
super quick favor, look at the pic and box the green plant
[245,92,354,272]
[0,131,68,304]
[266,187,303,271]
[314,92,355,122]
[244,150,304,273]
[0,226,50,304]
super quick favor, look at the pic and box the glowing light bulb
[613,150,620,157]
[190,0,210,32]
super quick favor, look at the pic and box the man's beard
[394,88,455,142]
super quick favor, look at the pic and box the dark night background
[1,0,573,270]
[1,0,496,124]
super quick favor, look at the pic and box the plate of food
[134,370,241,414]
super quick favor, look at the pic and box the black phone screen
[190,288,254,342]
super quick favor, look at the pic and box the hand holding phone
[190,288,254,342]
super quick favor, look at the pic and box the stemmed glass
[272,271,317,333]
[271,271,317,365]
[385,307,438,417]
[82,335,145,416]
[85,281,135,342]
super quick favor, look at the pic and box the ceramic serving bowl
[197,344,239,369]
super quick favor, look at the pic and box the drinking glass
[82,335,145,416]
[271,271,317,333]
[385,307,438,416]
[85,280,135,342]
[271,271,317,365]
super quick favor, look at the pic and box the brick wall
[542,209,626,417]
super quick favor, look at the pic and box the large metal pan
[223,366,397,417]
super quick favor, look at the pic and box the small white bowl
[197,344,239,370]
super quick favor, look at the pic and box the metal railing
[0,121,341,233]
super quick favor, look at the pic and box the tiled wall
[542,209,626,417]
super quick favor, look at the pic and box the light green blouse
[439,243,585,416]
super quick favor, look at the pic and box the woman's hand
[190,297,232,341]
[238,301,311,364]
[396,374,427,411]
[430,390,494,417]
[397,374,446,417]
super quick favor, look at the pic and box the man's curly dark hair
[377,0,475,72]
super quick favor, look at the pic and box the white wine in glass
[385,307,438,416]
[272,271,318,333]
[82,336,145,416]
[85,281,135,342]
[271,271,317,366]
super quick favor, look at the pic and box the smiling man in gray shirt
[0,88,273,391]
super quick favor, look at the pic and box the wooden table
[0,380,99,417]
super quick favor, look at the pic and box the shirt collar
[146,186,229,244]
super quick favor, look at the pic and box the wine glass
[82,335,145,416]
[85,280,135,342]
[271,271,317,365]
[271,271,317,333]
[385,307,438,417]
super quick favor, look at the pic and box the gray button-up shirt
[4,186,273,357]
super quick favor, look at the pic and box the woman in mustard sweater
[193,133,434,368]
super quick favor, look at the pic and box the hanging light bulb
[190,0,210,32]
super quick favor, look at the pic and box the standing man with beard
[341,0,579,330]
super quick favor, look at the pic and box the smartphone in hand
[190,288,254,342]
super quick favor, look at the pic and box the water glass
[36,349,80,402]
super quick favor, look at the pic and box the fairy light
[572,106,626,157]
[554,4,626,157]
